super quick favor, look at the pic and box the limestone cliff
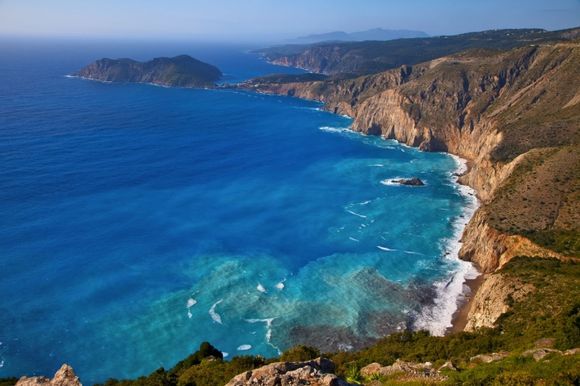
[240,42,580,330]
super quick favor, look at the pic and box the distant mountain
[292,28,429,44]
[73,55,222,88]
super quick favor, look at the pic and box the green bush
[279,345,321,362]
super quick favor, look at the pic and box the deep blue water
[0,40,476,384]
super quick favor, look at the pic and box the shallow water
[0,40,476,383]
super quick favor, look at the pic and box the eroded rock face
[226,357,352,386]
[464,273,533,331]
[16,365,81,386]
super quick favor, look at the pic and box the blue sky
[0,0,579,41]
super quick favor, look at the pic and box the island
[72,55,222,88]
[392,177,425,186]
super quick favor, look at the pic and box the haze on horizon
[0,0,579,43]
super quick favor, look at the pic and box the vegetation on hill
[74,55,222,88]
[258,28,580,75]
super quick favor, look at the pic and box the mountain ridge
[291,28,428,44]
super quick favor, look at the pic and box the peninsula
[73,55,222,88]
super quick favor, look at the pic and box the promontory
[73,55,222,88]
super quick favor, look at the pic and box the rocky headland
[73,55,222,88]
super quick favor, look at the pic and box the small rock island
[73,55,222,88]
[392,177,425,186]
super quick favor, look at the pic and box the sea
[0,39,478,384]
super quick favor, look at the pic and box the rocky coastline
[237,41,580,333]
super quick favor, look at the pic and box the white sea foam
[257,283,267,293]
[209,300,224,325]
[357,200,372,205]
[246,318,281,354]
[222,352,229,358]
[319,126,351,134]
[380,178,427,187]
[237,344,252,351]
[413,154,480,336]
[349,237,360,242]
[186,298,197,308]
[337,343,354,352]
[275,280,285,290]
[369,163,384,167]
[346,209,367,219]
[377,245,396,252]
[403,250,424,256]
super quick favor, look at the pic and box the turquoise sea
[0,40,477,384]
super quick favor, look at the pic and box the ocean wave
[413,154,480,336]
[246,318,280,353]
[209,299,224,325]
[319,126,352,134]
[346,209,367,219]
[237,344,252,351]
[380,178,428,187]
[377,245,396,252]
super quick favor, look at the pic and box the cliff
[258,27,580,75]
[240,41,580,330]
[73,55,222,88]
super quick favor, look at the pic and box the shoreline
[448,274,485,333]
[75,70,485,337]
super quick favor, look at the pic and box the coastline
[449,274,485,333]
[316,123,483,336]
[76,68,486,337]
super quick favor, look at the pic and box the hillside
[258,27,580,75]
[73,55,222,88]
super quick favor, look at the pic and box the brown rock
[226,357,352,386]
[360,359,445,381]
[470,352,510,363]
[522,348,562,361]
[16,365,81,386]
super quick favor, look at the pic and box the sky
[0,0,579,42]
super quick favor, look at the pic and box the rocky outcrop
[360,360,448,382]
[226,358,352,386]
[73,55,222,88]
[16,364,81,386]
[391,178,425,186]
[469,352,510,364]
[464,274,534,331]
[240,42,580,331]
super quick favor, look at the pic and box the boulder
[360,359,446,381]
[522,348,561,361]
[470,352,510,363]
[16,365,81,386]
[226,357,352,386]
